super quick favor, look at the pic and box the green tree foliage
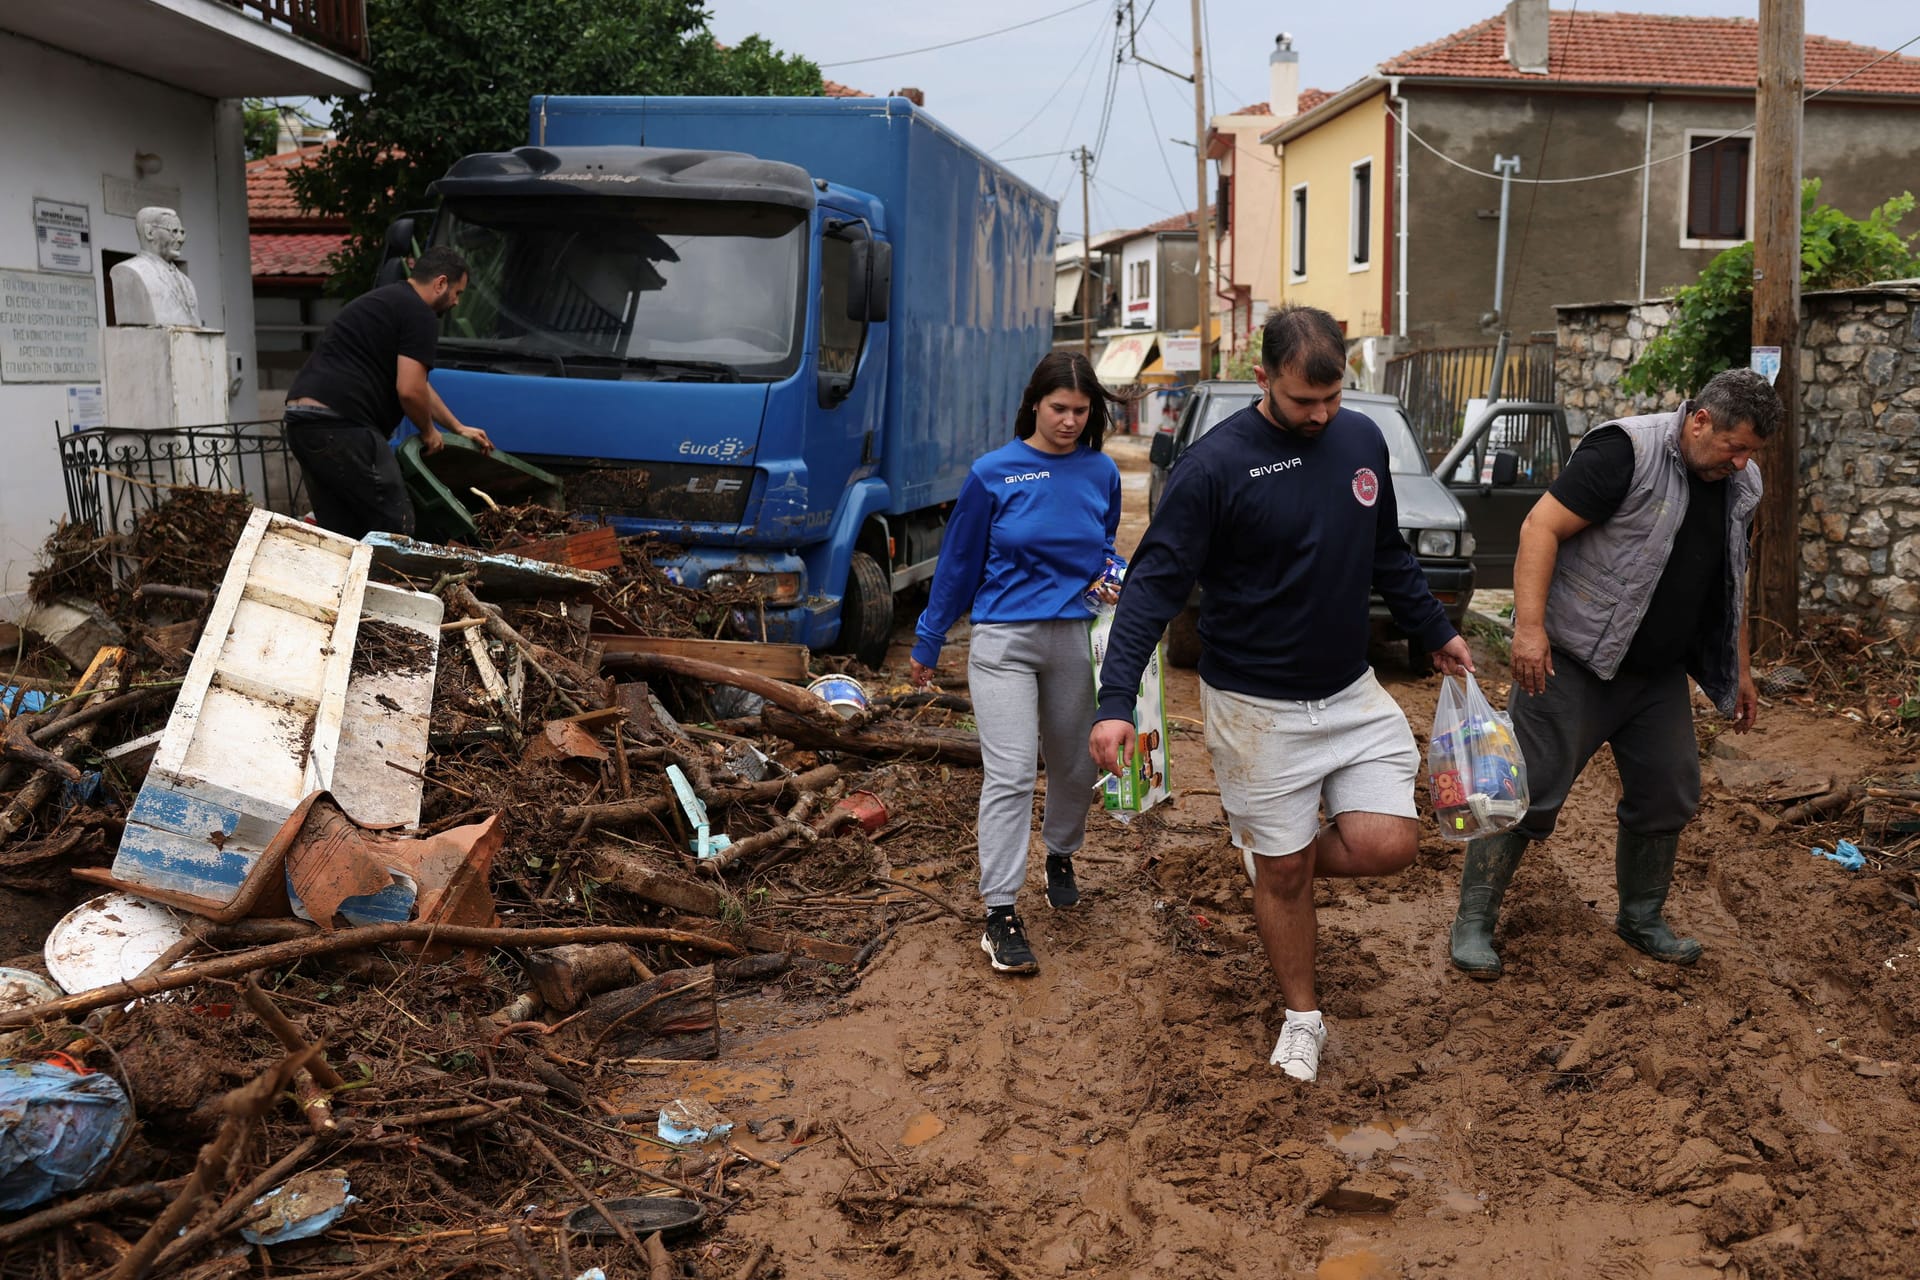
[289,0,824,296]
[1622,180,1920,396]
[242,99,282,160]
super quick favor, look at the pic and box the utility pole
[1190,0,1213,378]
[1078,145,1095,360]
[1752,0,1803,655]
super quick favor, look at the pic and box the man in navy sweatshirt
[1089,305,1472,1084]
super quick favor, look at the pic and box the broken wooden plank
[496,526,623,573]
[761,705,982,766]
[364,532,609,598]
[592,636,809,682]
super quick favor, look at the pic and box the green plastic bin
[396,432,564,542]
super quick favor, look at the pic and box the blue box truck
[396,96,1057,665]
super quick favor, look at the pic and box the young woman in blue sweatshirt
[910,352,1125,975]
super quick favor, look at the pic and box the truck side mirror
[1149,433,1175,469]
[848,240,892,324]
[1492,448,1521,486]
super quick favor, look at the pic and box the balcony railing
[222,0,367,62]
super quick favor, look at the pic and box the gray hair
[1695,368,1784,439]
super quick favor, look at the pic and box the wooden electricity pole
[1751,0,1803,655]
[1078,145,1094,360]
[1190,0,1213,378]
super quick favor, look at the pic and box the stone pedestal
[104,325,229,428]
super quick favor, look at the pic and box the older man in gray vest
[1449,368,1782,978]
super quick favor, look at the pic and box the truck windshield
[435,197,807,380]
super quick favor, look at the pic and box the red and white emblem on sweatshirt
[1351,467,1379,507]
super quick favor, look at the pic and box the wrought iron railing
[57,421,308,545]
[1384,335,1557,460]
[221,0,368,62]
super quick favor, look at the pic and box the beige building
[1206,37,1329,354]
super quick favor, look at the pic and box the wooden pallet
[112,510,372,904]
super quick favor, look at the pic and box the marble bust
[110,206,203,327]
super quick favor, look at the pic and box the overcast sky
[708,1,1915,240]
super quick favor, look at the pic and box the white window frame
[1349,158,1374,272]
[1678,127,1756,251]
[1289,182,1309,283]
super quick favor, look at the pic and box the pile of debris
[0,491,981,1279]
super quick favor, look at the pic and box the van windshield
[434,197,807,380]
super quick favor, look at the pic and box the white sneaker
[1270,1018,1328,1082]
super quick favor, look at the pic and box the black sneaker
[1044,855,1080,909]
[980,908,1039,974]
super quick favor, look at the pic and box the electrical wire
[1090,8,1126,165]
[990,19,1112,153]
[820,0,1105,68]
[999,148,1079,163]
[1380,29,1920,188]
[1505,0,1577,320]
[1133,58,1190,212]
[1042,30,1116,192]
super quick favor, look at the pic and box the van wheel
[1165,607,1202,669]
[835,550,894,670]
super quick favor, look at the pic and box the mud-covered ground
[627,437,1920,1279]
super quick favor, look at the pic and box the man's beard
[1265,392,1326,437]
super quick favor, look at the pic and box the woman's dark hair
[1013,351,1126,452]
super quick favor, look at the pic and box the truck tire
[836,550,894,670]
[1165,606,1202,669]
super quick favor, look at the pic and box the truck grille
[530,459,756,525]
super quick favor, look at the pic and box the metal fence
[1384,334,1557,459]
[57,421,307,542]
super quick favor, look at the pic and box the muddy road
[648,437,1920,1279]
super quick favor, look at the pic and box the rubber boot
[1614,829,1703,965]
[1448,830,1528,979]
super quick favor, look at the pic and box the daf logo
[1004,470,1051,484]
[685,476,746,494]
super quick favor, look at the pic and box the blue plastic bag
[0,1060,133,1211]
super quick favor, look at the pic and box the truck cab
[397,98,1055,666]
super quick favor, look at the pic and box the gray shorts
[1201,669,1420,856]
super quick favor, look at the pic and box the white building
[0,1,369,596]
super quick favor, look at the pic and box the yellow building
[1262,86,1392,339]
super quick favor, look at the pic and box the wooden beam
[1750,0,1804,657]
[592,635,810,682]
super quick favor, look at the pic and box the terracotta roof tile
[246,145,333,224]
[822,78,869,98]
[251,232,345,281]
[1226,89,1331,117]
[1381,9,1920,95]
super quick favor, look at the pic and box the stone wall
[1554,284,1920,635]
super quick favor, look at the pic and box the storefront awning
[1053,263,1084,319]
[1094,331,1157,383]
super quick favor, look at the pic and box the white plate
[43,893,192,995]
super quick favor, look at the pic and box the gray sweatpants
[968,620,1100,908]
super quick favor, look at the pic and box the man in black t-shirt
[284,246,492,538]
[1448,369,1781,980]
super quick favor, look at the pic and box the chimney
[1269,33,1300,120]
[1504,0,1549,74]
[890,87,926,107]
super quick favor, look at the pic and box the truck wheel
[835,550,894,670]
[1165,607,1202,669]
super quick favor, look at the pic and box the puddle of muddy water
[1326,1118,1433,1159]
[900,1112,946,1146]
[1317,1247,1391,1280]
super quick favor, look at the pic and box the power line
[1040,18,1114,192]
[1133,58,1189,211]
[990,19,1111,153]
[1090,8,1126,165]
[1380,29,1920,188]
[999,148,1079,163]
[820,0,1105,68]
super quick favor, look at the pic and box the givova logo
[1004,470,1051,484]
[1249,458,1303,478]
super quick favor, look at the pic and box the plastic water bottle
[1082,561,1124,615]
